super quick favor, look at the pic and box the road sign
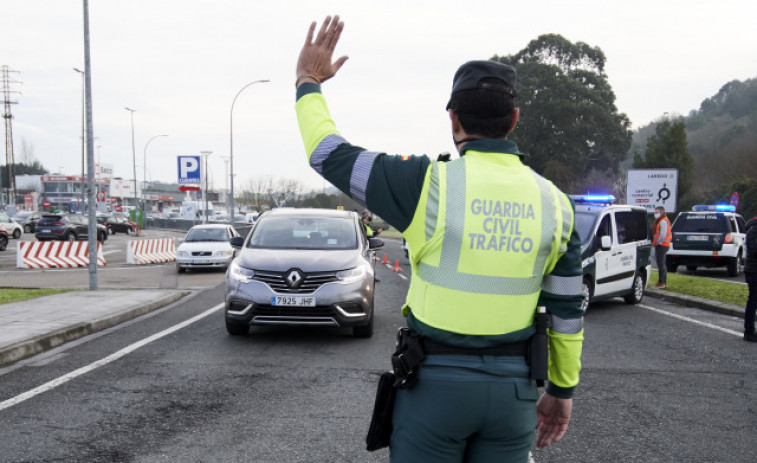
[43,200,51,208]
[97,191,105,202]
[179,185,201,192]
[730,192,740,210]
[177,156,201,185]
[626,169,679,213]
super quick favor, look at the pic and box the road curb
[646,288,745,318]
[0,290,190,368]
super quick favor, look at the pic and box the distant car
[35,213,108,243]
[0,213,23,239]
[97,215,135,235]
[0,226,8,251]
[21,211,44,233]
[224,208,383,338]
[175,224,241,273]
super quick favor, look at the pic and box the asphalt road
[0,238,755,462]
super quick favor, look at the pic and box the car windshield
[574,211,599,245]
[185,227,229,242]
[247,216,357,250]
[672,213,729,233]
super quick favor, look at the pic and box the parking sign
[177,156,201,185]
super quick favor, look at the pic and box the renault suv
[224,208,383,338]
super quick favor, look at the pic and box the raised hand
[296,15,349,86]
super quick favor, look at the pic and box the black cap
[446,60,516,110]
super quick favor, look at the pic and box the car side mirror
[230,236,245,248]
[368,237,384,250]
[600,235,612,250]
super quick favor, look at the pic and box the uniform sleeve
[295,84,429,232]
[537,199,584,399]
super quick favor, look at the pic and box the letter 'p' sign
[178,156,201,185]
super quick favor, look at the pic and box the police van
[666,205,746,277]
[572,195,652,310]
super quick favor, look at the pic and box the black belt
[420,338,527,357]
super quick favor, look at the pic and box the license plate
[272,296,316,307]
[191,258,209,264]
[41,229,51,233]
[687,236,708,241]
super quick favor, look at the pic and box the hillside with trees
[631,78,757,219]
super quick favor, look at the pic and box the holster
[527,307,549,387]
[390,328,426,389]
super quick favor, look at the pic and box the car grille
[192,251,212,256]
[252,270,338,294]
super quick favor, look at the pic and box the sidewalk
[645,287,745,318]
[0,290,189,368]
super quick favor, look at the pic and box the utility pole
[200,151,212,223]
[1,65,21,207]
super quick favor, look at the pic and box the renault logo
[286,270,303,288]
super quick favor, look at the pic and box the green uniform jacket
[296,83,584,398]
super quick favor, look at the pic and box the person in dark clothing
[744,217,757,342]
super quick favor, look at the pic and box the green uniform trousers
[389,355,538,463]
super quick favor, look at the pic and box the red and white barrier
[126,238,176,265]
[16,241,106,269]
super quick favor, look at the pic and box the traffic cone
[381,253,389,264]
[391,259,403,272]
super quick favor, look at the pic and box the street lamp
[143,134,168,212]
[230,79,269,224]
[74,67,85,210]
[200,151,212,223]
[125,107,137,216]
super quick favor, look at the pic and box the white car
[176,224,241,273]
[0,213,23,239]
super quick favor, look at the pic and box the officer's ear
[507,108,520,135]
[449,110,463,134]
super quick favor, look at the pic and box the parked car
[0,226,8,251]
[0,213,23,239]
[35,213,108,242]
[571,194,652,310]
[175,224,241,273]
[21,211,44,233]
[666,204,746,277]
[96,215,135,235]
[224,208,383,337]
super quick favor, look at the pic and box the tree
[1,161,49,187]
[493,34,632,190]
[633,118,694,205]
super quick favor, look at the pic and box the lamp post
[230,79,269,225]
[200,151,212,223]
[125,107,137,213]
[73,67,85,211]
[143,134,167,213]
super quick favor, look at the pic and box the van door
[593,212,635,296]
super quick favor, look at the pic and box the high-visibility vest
[401,151,574,336]
[654,217,672,246]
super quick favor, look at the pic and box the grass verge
[650,270,747,306]
[0,288,77,305]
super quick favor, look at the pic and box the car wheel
[12,229,21,239]
[176,264,184,273]
[98,232,106,243]
[226,319,249,336]
[108,227,114,235]
[623,272,645,305]
[65,232,76,242]
[125,227,131,235]
[727,253,743,277]
[686,265,698,272]
[581,278,592,312]
[353,314,374,338]
[0,236,7,251]
[23,224,31,233]
[666,257,677,273]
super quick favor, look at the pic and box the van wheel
[727,253,744,277]
[624,272,645,304]
[581,279,592,312]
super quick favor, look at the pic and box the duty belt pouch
[528,306,549,387]
[391,328,425,389]
[365,371,397,451]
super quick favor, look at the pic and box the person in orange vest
[652,206,672,288]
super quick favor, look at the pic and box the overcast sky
[4,1,756,193]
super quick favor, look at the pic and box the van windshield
[574,211,599,245]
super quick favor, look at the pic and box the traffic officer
[361,210,382,238]
[743,216,757,342]
[652,206,672,288]
[294,16,584,462]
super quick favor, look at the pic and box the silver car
[224,208,383,337]
[176,224,240,273]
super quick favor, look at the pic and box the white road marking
[638,303,742,337]
[0,302,224,413]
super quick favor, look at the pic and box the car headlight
[214,250,233,257]
[336,266,367,284]
[229,261,255,282]
[177,250,190,257]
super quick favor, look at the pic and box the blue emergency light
[691,204,736,212]
[570,194,616,205]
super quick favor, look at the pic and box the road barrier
[16,241,106,269]
[126,238,176,265]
